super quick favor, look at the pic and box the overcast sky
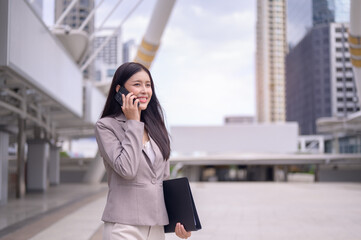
[43,0,256,127]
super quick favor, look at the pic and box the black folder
[163,177,202,233]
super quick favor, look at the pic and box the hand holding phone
[115,87,140,107]
[114,86,140,121]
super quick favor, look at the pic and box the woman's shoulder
[96,113,126,128]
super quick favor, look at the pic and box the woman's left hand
[175,222,191,239]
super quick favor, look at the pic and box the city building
[54,0,94,34]
[93,33,122,83]
[313,0,350,26]
[287,0,312,49]
[286,22,359,135]
[123,39,137,63]
[287,0,350,49]
[224,116,255,124]
[256,0,287,123]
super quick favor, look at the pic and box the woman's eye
[134,84,140,86]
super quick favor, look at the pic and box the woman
[95,62,191,240]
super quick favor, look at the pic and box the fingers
[175,223,191,239]
[122,92,138,108]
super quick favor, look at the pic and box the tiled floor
[0,183,107,239]
[2,182,361,240]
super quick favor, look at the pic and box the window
[107,69,116,77]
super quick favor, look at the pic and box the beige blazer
[95,113,170,226]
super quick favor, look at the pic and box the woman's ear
[115,84,120,92]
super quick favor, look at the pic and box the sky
[43,0,256,127]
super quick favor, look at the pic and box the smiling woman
[95,62,191,240]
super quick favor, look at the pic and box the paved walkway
[1,182,361,240]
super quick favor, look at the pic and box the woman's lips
[138,97,147,103]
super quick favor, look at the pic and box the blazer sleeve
[95,119,144,180]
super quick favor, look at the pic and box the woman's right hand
[121,92,140,121]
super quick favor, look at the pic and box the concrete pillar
[16,117,26,198]
[83,150,105,183]
[332,135,340,153]
[27,140,49,192]
[299,138,306,152]
[318,137,325,153]
[0,131,9,206]
[49,145,60,185]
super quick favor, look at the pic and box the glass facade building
[313,0,350,25]
[287,0,350,48]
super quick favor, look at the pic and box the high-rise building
[93,33,123,83]
[54,0,94,34]
[123,40,137,63]
[286,23,359,135]
[313,0,350,26]
[256,0,287,123]
[287,0,350,49]
[287,0,312,49]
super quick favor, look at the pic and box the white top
[144,141,156,164]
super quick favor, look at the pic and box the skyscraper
[54,0,94,34]
[286,23,359,135]
[287,0,312,49]
[287,0,350,49]
[256,0,287,122]
[313,0,350,25]
[93,32,122,83]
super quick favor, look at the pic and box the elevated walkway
[0,0,105,204]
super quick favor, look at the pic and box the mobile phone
[114,87,139,107]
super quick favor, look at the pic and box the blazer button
[151,178,156,184]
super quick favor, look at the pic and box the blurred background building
[286,23,359,135]
[55,0,95,34]
[256,0,287,123]
[286,0,361,155]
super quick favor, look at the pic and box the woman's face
[123,70,153,110]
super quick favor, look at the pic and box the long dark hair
[101,62,170,160]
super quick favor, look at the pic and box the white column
[27,140,49,191]
[49,145,60,185]
[0,131,9,205]
[83,150,105,184]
